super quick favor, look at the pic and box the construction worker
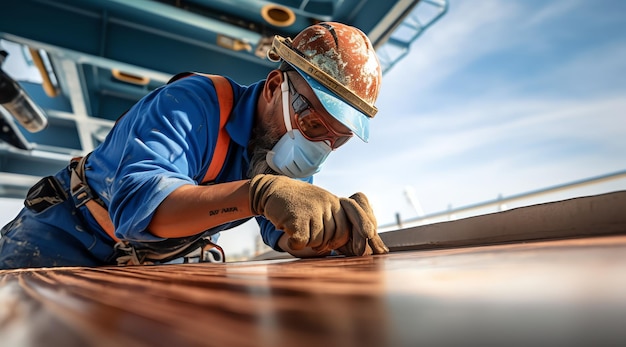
[0,22,388,269]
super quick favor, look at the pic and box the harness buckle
[71,183,93,208]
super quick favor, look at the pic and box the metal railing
[377,0,449,73]
[378,169,626,232]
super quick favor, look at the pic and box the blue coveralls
[0,75,288,269]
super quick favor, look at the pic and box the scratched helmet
[268,22,382,142]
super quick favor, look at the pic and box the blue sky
[2,0,625,257]
[315,0,626,224]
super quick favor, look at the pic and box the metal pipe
[0,51,48,133]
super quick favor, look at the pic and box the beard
[246,117,283,178]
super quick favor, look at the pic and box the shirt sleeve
[104,76,220,241]
[256,216,285,252]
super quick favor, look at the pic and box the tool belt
[66,155,225,265]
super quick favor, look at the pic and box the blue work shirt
[84,74,289,253]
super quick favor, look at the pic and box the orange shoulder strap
[198,74,234,183]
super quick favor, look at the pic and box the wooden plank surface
[1,235,625,346]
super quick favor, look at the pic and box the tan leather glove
[336,192,389,256]
[249,174,350,252]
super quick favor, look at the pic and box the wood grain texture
[2,236,626,347]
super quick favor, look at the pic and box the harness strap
[70,155,120,242]
[199,74,233,183]
[166,72,233,183]
[114,237,226,266]
[70,74,234,251]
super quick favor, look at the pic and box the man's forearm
[148,180,253,238]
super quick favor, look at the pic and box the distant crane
[404,185,425,217]
[394,186,425,228]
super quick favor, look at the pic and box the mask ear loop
[281,73,295,139]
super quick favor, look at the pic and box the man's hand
[336,192,389,256]
[249,174,350,252]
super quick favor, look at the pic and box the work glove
[336,192,389,256]
[249,174,350,252]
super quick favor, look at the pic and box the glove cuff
[249,174,278,215]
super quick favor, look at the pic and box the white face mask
[265,74,332,178]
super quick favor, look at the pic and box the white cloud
[521,0,592,30]
[381,1,524,101]
[320,0,626,226]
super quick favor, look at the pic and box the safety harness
[69,73,234,265]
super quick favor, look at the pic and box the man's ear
[263,70,284,103]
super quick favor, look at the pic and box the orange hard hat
[268,22,382,141]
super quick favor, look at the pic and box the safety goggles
[287,77,353,149]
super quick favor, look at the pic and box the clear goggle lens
[291,90,352,149]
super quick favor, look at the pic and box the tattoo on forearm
[208,207,239,216]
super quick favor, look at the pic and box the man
[0,22,388,269]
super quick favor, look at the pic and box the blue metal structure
[0,0,447,199]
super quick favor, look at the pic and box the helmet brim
[292,65,370,142]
